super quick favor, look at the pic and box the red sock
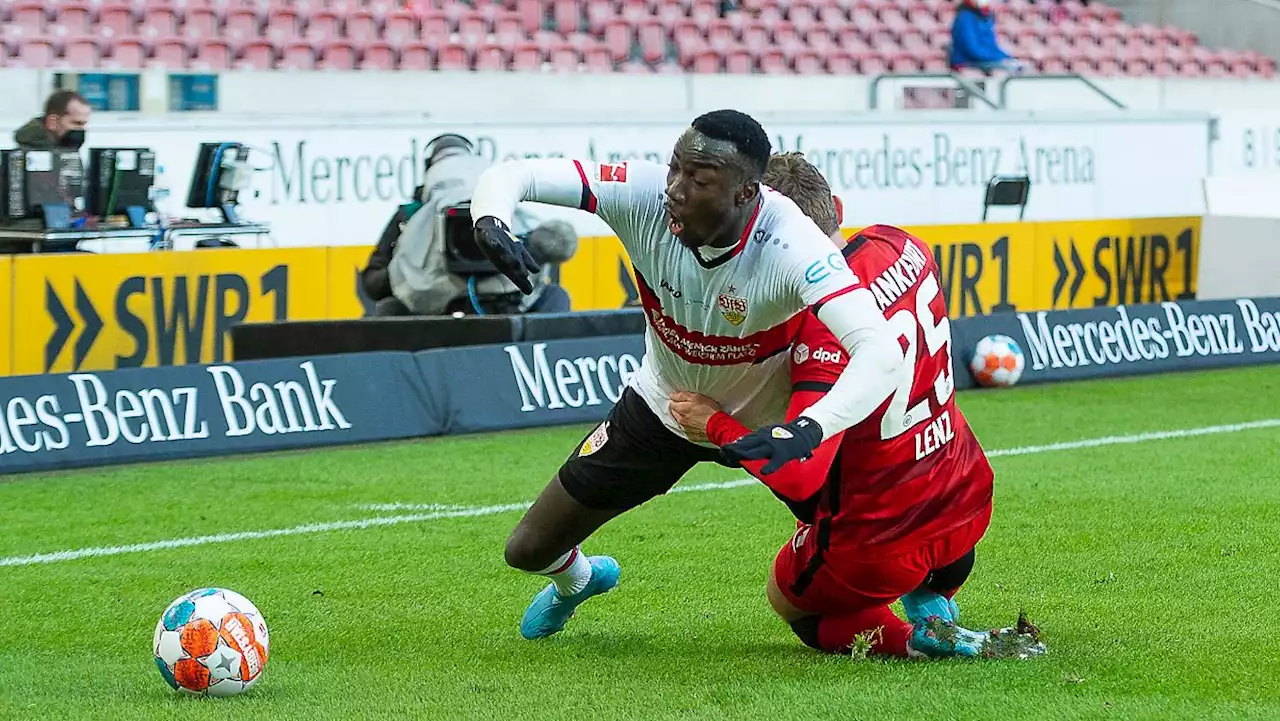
[817,606,912,658]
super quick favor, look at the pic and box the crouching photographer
[374,134,577,317]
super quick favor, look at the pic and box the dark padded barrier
[232,310,646,362]
[232,316,519,361]
[516,309,645,341]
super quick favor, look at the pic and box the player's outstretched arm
[470,158,660,293]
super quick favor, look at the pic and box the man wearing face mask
[13,90,91,150]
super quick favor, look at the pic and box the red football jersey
[788,225,993,557]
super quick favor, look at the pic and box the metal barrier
[868,73,1000,110]
[999,73,1127,109]
[868,72,1127,110]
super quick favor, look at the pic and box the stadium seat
[238,40,275,70]
[319,41,357,70]
[192,39,232,70]
[151,37,188,67]
[280,41,316,70]
[0,0,1268,78]
[18,36,56,67]
[183,6,219,39]
[437,41,469,70]
[360,41,397,70]
[105,36,147,68]
[61,37,100,68]
[474,43,508,71]
[345,10,377,43]
[55,1,93,34]
[398,42,433,70]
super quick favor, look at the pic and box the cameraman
[374,134,576,316]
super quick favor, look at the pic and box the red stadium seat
[549,45,580,71]
[603,19,632,63]
[62,37,100,68]
[398,41,432,69]
[691,49,720,73]
[516,0,543,34]
[583,45,612,72]
[105,36,147,68]
[511,41,542,70]
[793,49,822,74]
[319,41,357,70]
[383,10,419,46]
[725,47,752,74]
[345,10,376,43]
[306,11,343,42]
[437,41,469,70]
[360,41,397,70]
[474,43,508,71]
[183,7,219,39]
[826,50,854,74]
[55,1,93,34]
[18,36,57,67]
[553,0,580,34]
[280,41,315,69]
[758,47,787,73]
[192,39,232,70]
[151,37,189,67]
[237,39,275,70]
[224,9,259,41]
[638,19,666,64]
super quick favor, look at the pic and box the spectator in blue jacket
[950,0,1025,74]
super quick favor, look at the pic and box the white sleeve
[469,158,667,247]
[796,289,901,441]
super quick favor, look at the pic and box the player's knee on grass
[789,616,823,651]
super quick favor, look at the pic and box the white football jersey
[471,158,858,441]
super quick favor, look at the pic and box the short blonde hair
[762,152,839,236]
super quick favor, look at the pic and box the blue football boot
[901,589,961,625]
[519,556,620,640]
[906,616,989,659]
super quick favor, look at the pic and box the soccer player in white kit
[469,110,901,640]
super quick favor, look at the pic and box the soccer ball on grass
[969,334,1026,388]
[153,588,270,697]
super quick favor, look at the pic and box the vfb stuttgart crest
[717,286,748,326]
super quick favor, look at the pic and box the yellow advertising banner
[899,222,1039,319]
[558,235,637,311]
[1032,216,1200,310]
[327,245,376,319]
[11,248,330,375]
[0,257,11,377]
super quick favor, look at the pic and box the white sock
[535,547,592,596]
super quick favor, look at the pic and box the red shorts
[773,504,992,616]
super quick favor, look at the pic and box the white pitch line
[2,418,1277,568]
[354,503,471,512]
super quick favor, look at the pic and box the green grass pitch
[1,366,1278,720]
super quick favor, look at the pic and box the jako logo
[505,344,641,412]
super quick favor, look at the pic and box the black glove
[473,216,540,294]
[720,417,825,475]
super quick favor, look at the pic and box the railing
[868,72,1127,110]
[999,73,1128,109]
[868,72,1000,110]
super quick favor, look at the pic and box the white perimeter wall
[5,68,1280,118]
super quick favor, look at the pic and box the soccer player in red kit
[672,153,1043,658]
